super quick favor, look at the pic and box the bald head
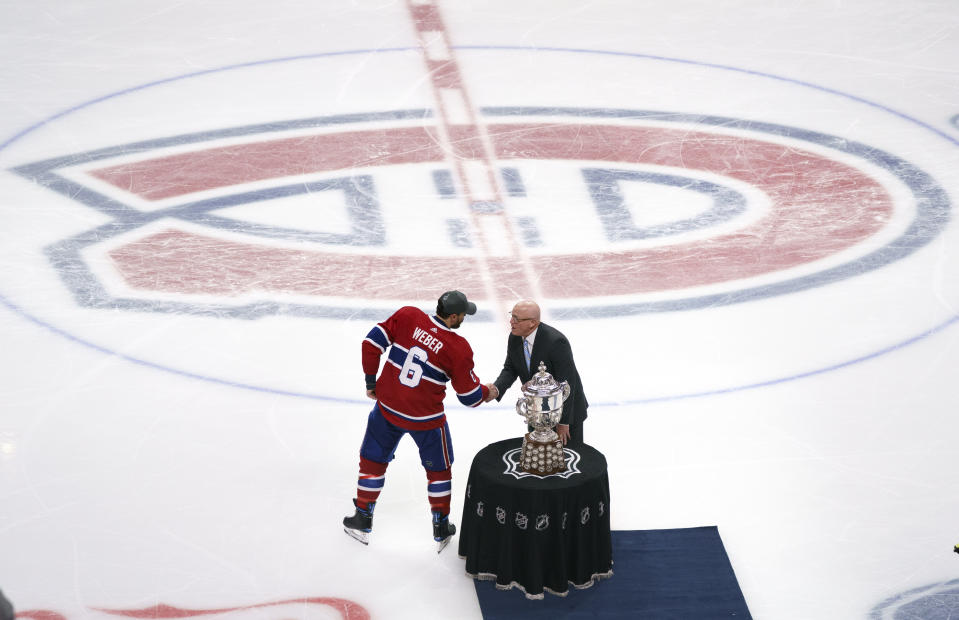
[509,300,541,337]
[515,300,540,319]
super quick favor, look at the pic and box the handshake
[483,383,499,403]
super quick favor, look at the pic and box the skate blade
[435,536,452,554]
[344,527,370,545]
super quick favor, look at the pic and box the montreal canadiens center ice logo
[10,102,950,320]
[1,45,954,401]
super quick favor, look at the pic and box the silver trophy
[516,361,571,474]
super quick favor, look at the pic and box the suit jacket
[493,322,588,427]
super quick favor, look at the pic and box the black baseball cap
[438,290,477,315]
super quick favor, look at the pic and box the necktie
[523,338,531,371]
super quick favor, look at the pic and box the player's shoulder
[390,305,428,322]
[429,317,467,345]
[396,305,425,316]
[443,327,470,346]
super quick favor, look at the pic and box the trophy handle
[562,382,571,400]
[516,398,529,417]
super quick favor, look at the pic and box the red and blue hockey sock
[426,468,452,516]
[356,456,388,510]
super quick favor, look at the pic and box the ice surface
[1,1,958,619]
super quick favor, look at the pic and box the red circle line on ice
[14,597,371,620]
[12,106,949,320]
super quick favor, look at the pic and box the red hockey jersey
[362,306,487,430]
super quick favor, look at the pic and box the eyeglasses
[508,313,536,323]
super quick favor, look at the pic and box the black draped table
[457,437,613,599]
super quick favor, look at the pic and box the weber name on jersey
[362,306,487,429]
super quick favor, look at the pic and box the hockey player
[343,290,491,552]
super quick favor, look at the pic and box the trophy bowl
[515,362,572,474]
[516,392,565,433]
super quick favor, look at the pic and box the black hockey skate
[432,510,456,554]
[343,500,374,545]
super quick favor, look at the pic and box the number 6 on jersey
[398,345,429,387]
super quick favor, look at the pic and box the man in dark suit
[485,300,588,445]
[0,588,13,620]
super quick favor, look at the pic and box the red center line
[405,0,541,319]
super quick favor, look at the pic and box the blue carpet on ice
[473,526,752,619]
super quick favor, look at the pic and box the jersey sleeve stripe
[364,325,390,351]
[456,385,484,408]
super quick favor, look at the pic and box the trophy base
[520,432,567,475]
